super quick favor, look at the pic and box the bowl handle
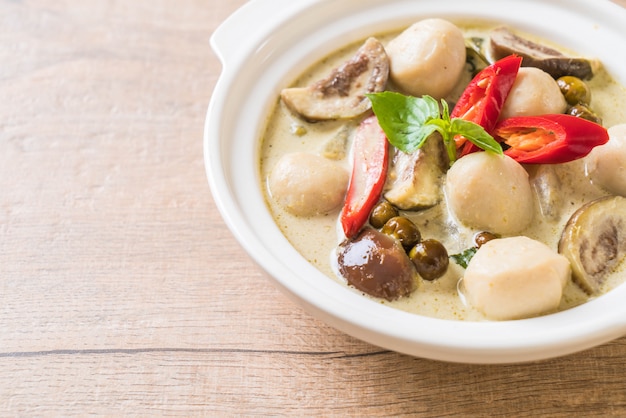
[210,0,309,67]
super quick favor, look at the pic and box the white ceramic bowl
[205,0,626,363]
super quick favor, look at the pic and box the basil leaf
[367,91,502,161]
[450,247,478,269]
[450,118,503,155]
[368,92,440,153]
[440,98,450,123]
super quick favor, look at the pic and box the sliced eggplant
[529,164,563,221]
[383,133,448,210]
[322,125,352,161]
[281,37,389,121]
[490,26,596,80]
[558,196,626,294]
[465,37,491,76]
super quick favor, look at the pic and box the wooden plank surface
[1,0,626,415]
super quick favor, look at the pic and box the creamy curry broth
[259,23,626,321]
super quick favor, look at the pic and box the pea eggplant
[495,114,609,164]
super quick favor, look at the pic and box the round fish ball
[500,67,568,119]
[385,18,466,99]
[463,236,570,320]
[269,152,349,217]
[586,124,626,196]
[445,152,534,235]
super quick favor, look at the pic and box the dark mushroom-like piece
[490,26,597,80]
[558,196,626,294]
[337,227,418,301]
[281,37,389,121]
[383,133,448,210]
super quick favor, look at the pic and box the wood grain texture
[1,0,626,416]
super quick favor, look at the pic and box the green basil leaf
[367,92,440,153]
[426,118,457,163]
[367,91,503,161]
[450,247,478,269]
[440,98,450,123]
[450,118,503,155]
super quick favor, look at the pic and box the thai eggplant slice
[489,26,596,80]
[558,196,626,294]
[383,133,448,211]
[528,164,563,222]
[281,37,390,121]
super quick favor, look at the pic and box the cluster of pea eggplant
[336,201,438,302]
[369,200,449,281]
[337,196,502,302]
[557,76,601,125]
[379,198,506,271]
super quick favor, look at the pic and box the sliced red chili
[495,114,609,164]
[340,115,389,238]
[452,54,522,157]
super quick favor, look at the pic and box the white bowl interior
[205,0,626,363]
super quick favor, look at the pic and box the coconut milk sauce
[260,24,626,321]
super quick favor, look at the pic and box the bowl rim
[204,0,626,363]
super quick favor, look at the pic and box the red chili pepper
[495,114,609,164]
[452,55,522,157]
[341,115,389,238]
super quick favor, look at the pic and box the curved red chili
[452,54,522,157]
[340,115,389,238]
[495,114,609,164]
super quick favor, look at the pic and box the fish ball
[385,18,466,99]
[445,152,534,235]
[586,124,626,196]
[269,152,349,217]
[463,236,570,320]
[500,67,568,119]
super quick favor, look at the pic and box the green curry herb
[367,92,503,164]
[450,247,478,269]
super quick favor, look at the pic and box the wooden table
[2,0,626,415]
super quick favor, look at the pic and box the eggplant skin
[490,26,595,80]
[558,196,626,294]
[384,133,447,211]
[280,37,390,121]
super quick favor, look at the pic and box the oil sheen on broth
[259,23,626,321]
